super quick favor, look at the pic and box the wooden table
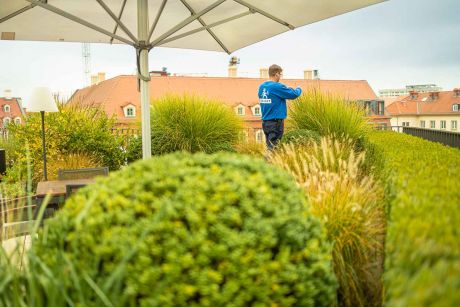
[36,179,95,198]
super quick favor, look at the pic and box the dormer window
[235,105,245,116]
[4,105,10,112]
[429,92,439,101]
[453,104,459,112]
[454,88,460,97]
[253,105,261,116]
[127,107,134,117]
[123,104,136,118]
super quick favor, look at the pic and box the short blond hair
[269,64,282,77]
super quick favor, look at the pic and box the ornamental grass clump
[281,129,321,146]
[269,138,385,307]
[288,90,372,143]
[151,95,243,155]
[28,152,337,306]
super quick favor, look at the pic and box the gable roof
[70,75,378,122]
[386,91,460,115]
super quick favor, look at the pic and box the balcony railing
[381,126,460,149]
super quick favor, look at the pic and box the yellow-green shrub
[269,138,385,307]
[5,103,125,183]
[369,131,460,306]
[27,152,337,306]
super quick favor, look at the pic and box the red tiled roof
[70,75,378,123]
[0,97,25,127]
[386,91,460,115]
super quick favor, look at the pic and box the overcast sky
[0,0,459,101]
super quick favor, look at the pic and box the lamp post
[28,87,58,181]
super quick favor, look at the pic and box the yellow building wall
[390,115,460,132]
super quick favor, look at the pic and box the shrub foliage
[150,95,243,155]
[29,152,337,306]
[5,103,125,183]
[370,131,460,306]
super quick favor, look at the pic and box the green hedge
[369,131,460,306]
[32,152,337,306]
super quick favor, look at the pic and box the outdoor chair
[57,166,109,180]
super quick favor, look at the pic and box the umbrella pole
[138,0,152,160]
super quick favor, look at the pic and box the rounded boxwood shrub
[281,129,321,146]
[34,152,337,306]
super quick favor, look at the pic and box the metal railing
[378,125,460,149]
[402,127,460,149]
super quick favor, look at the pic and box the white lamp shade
[27,87,58,113]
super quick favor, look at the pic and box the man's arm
[274,84,302,99]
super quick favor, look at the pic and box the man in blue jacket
[258,64,302,150]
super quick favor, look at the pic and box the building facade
[379,84,443,98]
[71,74,388,143]
[0,90,26,129]
[386,89,460,132]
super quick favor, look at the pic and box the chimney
[97,72,106,83]
[228,56,239,78]
[304,69,319,80]
[91,75,99,86]
[4,89,12,100]
[260,68,269,79]
[409,90,418,100]
[454,88,460,97]
[228,66,237,78]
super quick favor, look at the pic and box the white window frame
[252,104,261,117]
[14,117,21,124]
[440,120,446,129]
[452,120,458,130]
[420,120,425,128]
[453,104,459,112]
[123,104,136,118]
[255,129,264,143]
[4,105,10,113]
[235,105,245,116]
[126,107,135,117]
[3,117,11,126]
[430,120,436,129]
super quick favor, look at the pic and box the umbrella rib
[179,0,229,54]
[23,0,135,46]
[0,4,36,24]
[159,11,252,46]
[96,0,138,43]
[151,0,226,47]
[148,0,168,42]
[232,0,295,30]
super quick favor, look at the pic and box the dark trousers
[262,119,284,150]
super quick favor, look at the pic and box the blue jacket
[258,81,302,120]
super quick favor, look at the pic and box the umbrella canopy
[1,0,386,158]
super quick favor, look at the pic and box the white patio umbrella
[0,0,386,159]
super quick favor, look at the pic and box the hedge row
[369,131,460,306]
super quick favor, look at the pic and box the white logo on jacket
[260,88,272,104]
